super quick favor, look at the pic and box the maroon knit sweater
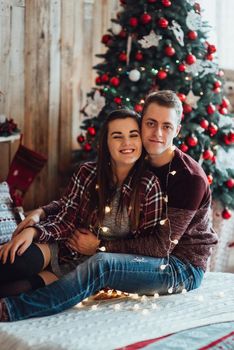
[104,148,218,271]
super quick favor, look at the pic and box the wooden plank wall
[0,0,119,209]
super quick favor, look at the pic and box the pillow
[0,182,21,244]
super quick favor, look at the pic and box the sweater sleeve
[34,165,88,243]
[103,175,207,257]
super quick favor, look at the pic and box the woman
[0,109,163,302]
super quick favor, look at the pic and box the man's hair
[142,90,183,125]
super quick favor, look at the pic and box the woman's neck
[112,163,133,185]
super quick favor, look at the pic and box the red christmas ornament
[119,52,127,62]
[187,135,198,147]
[140,13,152,24]
[203,149,214,160]
[183,104,192,114]
[77,135,85,144]
[129,17,138,27]
[178,63,186,72]
[101,34,111,44]
[213,87,221,94]
[101,74,109,83]
[187,31,198,40]
[157,70,167,80]
[87,127,96,136]
[164,45,175,56]
[223,134,232,145]
[84,143,92,152]
[222,208,232,219]
[95,76,102,85]
[185,53,196,65]
[221,97,230,108]
[208,123,218,137]
[200,119,209,129]
[119,29,127,38]
[158,17,169,28]
[213,80,222,89]
[226,178,234,189]
[110,76,120,87]
[219,107,228,115]
[134,104,143,113]
[161,0,171,7]
[207,174,213,185]
[228,131,234,142]
[208,44,216,54]
[114,97,122,104]
[206,103,216,115]
[135,51,143,61]
[180,143,188,152]
[177,93,186,102]
[206,54,214,61]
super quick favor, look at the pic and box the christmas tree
[75,0,234,218]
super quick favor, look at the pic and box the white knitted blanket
[0,272,234,350]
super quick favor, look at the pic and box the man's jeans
[4,252,204,321]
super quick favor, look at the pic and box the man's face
[141,103,181,158]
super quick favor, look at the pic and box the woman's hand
[0,227,38,264]
[68,228,100,256]
[13,208,46,237]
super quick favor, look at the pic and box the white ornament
[138,30,162,49]
[84,90,106,118]
[169,20,184,46]
[186,59,219,78]
[186,90,200,108]
[129,69,141,82]
[112,22,122,35]
[186,10,202,31]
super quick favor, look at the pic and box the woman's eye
[130,133,139,138]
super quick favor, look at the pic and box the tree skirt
[0,272,234,350]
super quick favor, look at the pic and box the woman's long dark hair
[88,109,146,231]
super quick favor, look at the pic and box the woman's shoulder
[74,161,97,178]
[140,169,161,190]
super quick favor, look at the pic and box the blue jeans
[4,253,204,321]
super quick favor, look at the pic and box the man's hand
[0,227,38,264]
[68,228,100,256]
[13,208,46,237]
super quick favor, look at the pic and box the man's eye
[146,121,155,127]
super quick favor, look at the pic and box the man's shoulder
[173,147,207,180]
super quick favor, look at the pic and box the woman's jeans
[4,252,204,321]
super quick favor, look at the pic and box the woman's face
[107,117,142,168]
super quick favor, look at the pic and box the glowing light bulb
[172,239,178,245]
[160,264,167,270]
[101,226,109,233]
[160,219,167,225]
[91,305,98,310]
[154,293,159,299]
[168,287,173,294]
[95,184,99,189]
[182,288,187,294]
[99,246,106,252]
[164,195,168,203]
[131,293,139,299]
[105,206,111,213]
[170,171,176,175]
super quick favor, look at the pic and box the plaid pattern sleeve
[35,162,97,243]
[132,171,163,236]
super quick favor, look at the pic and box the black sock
[0,274,45,297]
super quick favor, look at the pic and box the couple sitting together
[0,90,218,322]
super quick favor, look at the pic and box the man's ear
[175,124,181,136]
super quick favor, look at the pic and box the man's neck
[149,146,175,168]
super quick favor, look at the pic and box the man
[0,91,218,321]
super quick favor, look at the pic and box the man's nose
[154,126,163,137]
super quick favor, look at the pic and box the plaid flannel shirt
[35,162,163,258]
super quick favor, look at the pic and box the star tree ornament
[84,90,106,118]
[168,20,184,46]
[138,30,162,48]
[186,90,200,108]
[186,10,202,31]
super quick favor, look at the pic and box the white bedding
[0,272,234,350]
